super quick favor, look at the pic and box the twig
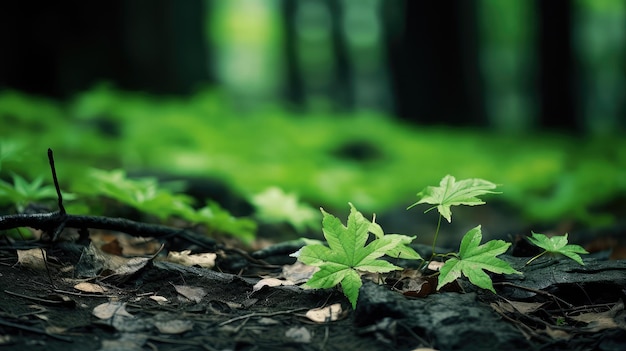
[48,148,65,216]
[0,149,218,250]
[0,317,73,342]
[4,289,74,307]
[51,288,115,298]
[218,308,309,327]
[0,211,217,249]
[47,148,68,241]
[41,246,57,289]
[232,316,250,333]
[494,282,574,308]
[492,305,552,344]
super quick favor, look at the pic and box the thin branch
[0,211,216,249]
[0,318,73,342]
[47,148,65,215]
[493,281,574,309]
[218,308,309,327]
[0,149,217,250]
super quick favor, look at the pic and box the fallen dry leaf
[570,301,625,332]
[172,284,207,303]
[166,250,216,268]
[17,248,47,270]
[92,301,133,320]
[281,261,318,284]
[427,261,444,271]
[76,242,135,278]
[305,303,345,323]
[285,326,312,343]
[112,257,151,276]
[492,299,547,315]
[92,231,161,256]
[74,282,108,294]
[154,319,194,334]
[149,295,168,304]
[545,326,571,340]
[252,277,295,293]
[387,269,438,298]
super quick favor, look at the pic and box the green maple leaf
[368,215,422,260]
[526,232,589,265]
[407,175,499,222]
[437,225,521,292]
[295,204,405,308]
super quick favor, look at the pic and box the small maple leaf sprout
[296,203,417,308]
[407,175,500,267]
[298,176,518,307]
[436,225,522,293]
[525,232,589,266]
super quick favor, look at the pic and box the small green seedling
[296,175,521,308]
[408,175,520,292]
[293,203,417,308]
[251,186,320,233]
[72,168,256,241]
[525,232,589,266]
[0,174,73,212]
[407,175,500,257]
[437,225,521,292]
[0,141,23,172]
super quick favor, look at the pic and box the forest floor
[1,207,626,351]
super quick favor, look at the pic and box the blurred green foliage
[251,186,320,233]
[1,86,625,230]
[0,174,67,212]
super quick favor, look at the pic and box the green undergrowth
[1,86,625,228]
[294,175,588,308]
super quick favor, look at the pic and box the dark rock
[498,256,626,301]
[355,282,534,351]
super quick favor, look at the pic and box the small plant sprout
[407,175,500,261]
[407,175,520,291]
[525,232,589,266]
[296,175,523,308]
[293,203,417,308]
[436,225,521,293]
[72,168,257,241]
[251,186,320,233]
[0,174,73,212]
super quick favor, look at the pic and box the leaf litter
[2,181,626,350]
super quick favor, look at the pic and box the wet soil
[1,235,626,351]
[1,203,626,351]
[0,248,369,351]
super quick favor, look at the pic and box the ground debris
[2,238,626,350]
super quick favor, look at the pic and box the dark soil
[1,216,626,350]
[0,247,364,351]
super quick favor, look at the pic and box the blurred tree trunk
[281,0,305,107]
[0,2,125,98]
[281,0,353,111]
[383,0,486,126]
[536,0,578,132]
[327,0,354,110]
[0,1,211,98]
[120,0,211,94]
[572,0,625,135]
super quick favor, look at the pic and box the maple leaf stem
[525,250,548,266]
[422,214,443,271]
[432,214,442,255]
